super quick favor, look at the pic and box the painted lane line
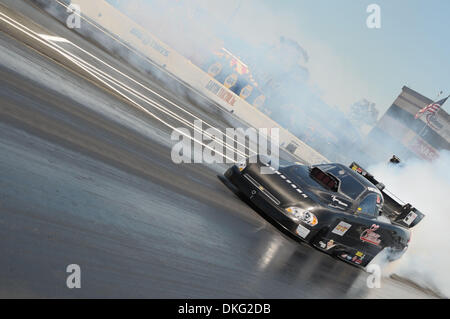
[43,3,258,156]
[40,36,251,159]
[0,11,242,163]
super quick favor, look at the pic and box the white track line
[0,11,247,163]
[53,0,258,156]
[39,34,250,158]
[41,34,256,158]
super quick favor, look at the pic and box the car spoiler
[349,162,425,228]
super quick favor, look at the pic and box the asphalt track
[0,0,432,298]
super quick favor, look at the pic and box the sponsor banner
[408,136,439,161]
[332,221,352,236]
[205,80,237,106]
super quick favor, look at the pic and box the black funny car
[221,156,424,268]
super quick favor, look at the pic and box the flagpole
[432,93,447,119]
[429,93,450,130]
[417,91,443,138]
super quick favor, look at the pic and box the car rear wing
[349,162,425,228]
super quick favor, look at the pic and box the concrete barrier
[71,0,329,164]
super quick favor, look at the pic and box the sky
[223,0,450,115]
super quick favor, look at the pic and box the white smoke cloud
[368,151,450,297]
[106,0,374,162]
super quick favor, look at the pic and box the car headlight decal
[285,207,318,226]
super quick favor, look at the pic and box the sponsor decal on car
[296,224,310,238]
[342,252,364,264]
[319,239,336,250]
[367,186,381,194]
[376,194,381,204]
[352,252,365,265]
[295,188,308,198]
[403,211,417,226]
[351,165,363,174]
[360,224,381,246]
[273,170,308,198]
[331,221,352,236]
[331,195,348,207]
[326,239,336,250]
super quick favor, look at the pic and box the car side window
[357,193,380,217]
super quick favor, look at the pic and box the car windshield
[314,164,366,200]
[357,193,381,217]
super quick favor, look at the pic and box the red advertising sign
[408,136,439,161]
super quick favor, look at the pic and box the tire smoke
[368,151,450,297]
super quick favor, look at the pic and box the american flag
[415,96,448,119]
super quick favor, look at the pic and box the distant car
[221,156,424,268]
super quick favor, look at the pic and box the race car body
[221,156,425,268]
